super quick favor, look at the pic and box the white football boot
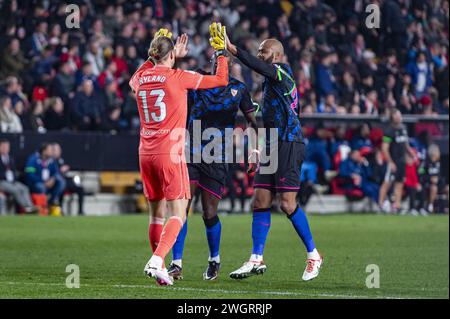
[144,256,173,286]
[229,261,267,279]
[420,208,429,216]
[302,255,323,281]
[381,200,391,214]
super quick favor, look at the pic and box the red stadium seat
[332,176,364,200]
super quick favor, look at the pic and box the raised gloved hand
[209,22,226,55]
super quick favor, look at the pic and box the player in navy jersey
[167,53,259,280]
[210,23,323,281]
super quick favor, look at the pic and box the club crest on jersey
[231,89,238,96]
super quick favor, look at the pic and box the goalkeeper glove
[209,22,226,56]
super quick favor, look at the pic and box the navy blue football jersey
[261,63,303,143]
[187,77,255,162]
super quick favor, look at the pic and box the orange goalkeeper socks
[149,217,165,252]
[154,216,183,260]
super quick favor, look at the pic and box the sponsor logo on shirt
[141,128,171,136]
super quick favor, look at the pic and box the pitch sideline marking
[1,281,445,299]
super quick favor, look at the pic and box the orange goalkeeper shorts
[139,153,191,201]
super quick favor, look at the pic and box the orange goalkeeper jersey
[129,57,228,155]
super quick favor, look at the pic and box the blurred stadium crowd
[0,0,449,214]
[0,0,449,132]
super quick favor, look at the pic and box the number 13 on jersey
[138,89,167,123]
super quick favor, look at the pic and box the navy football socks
[288,206,316,253]
[172,220,188,262]
[251,208,271,258]
[204,215,221,260]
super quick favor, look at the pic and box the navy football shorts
[254,141,305,193]
[188,162,228,199]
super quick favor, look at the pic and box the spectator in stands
[75,62,97,89]
[98,61,117,89]
[111,44,129,80]
[349,33,366,63]
[359,71,375,97]
[231,19,251,44]
[299,49,314,81]
[367,148,388,187]
[115,22,134,49]
[1,76,27,108]
[24,100,46,133]
[31,20,48,57]
[338,149,379,204]
[44,97,70,131]
[84,41,104,77]
[286,35,302,69]
[406,51,433,98]
[51,143,85,216]
[359,50,378,79]
[415,95,444,138]
[0,96,22,133]
[318,94,338,113]
[125,45,143,75]
[52,62,76,104]
[32,46,57,86]
[24,143,65,215]
[0,139,36,213]
[305,126,335,181]
[102,106,124,134]
[351,124,373,151]
[397,73,417,114]
[339,71,357,108]
[217,0,240,28]
[103,79,123,112]
[361,89,379,114]
[59,43,81,73]
[101,5,119,38]
[315,50,337,100]
[435,64,449,104]
[188,34,208,67]
[379,0,408,58]
[0,38,28,79]
[330,125,350,158]
[379,74,398,111]
[350,104,361,114]
[378,49,400,78]
[72,79,104,131]
[12,100,25,128]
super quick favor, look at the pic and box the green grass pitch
[0,213,448,299]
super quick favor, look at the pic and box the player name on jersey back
[139,75,167,85]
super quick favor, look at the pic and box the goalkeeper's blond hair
[148,36,174,63]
